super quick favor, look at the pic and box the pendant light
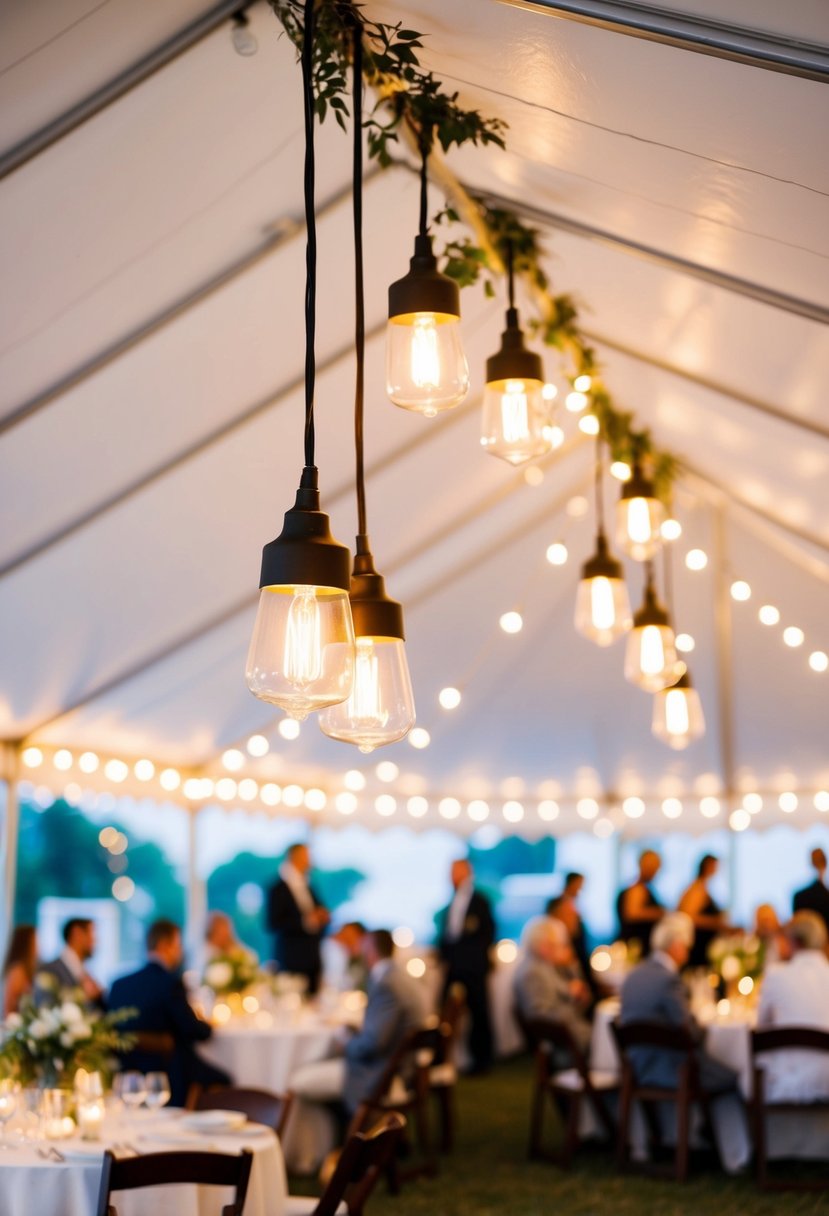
[575,439,632,646]
[624,562,679,691]
[652,669,705,749]
[246,0,355,721]
[616,459,666,561]
[386,138,469,416]
[320,21,415,753]
[481,241,548,465]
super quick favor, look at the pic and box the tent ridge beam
[498,0,829,81]
[0,170,382,440]
[472,187,829,326]
[0,0,254,181]
[583,329,829,443]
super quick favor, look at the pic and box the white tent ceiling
[1,0,828,838]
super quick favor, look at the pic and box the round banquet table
[0,1108,287,1216]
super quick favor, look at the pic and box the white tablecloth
[0,1110,286,1216]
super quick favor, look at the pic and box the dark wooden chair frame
[522,1015,616,1168]
[750,1025,829,1193]
[195,1084,294,1139]
[612,1019,717,1183]
[431,981,467,1154]
[96,1148,253,1216]
[308,1112,407,1216]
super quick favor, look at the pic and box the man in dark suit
[793,847,829,933]
[438,858,496,1074]
[267,842,330,994]
[108,919,230,1107]
[35,917,105,1009]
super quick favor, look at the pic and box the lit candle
[78,1100,105,1141]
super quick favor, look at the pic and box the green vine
[269,0,679,502]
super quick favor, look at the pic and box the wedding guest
[793,848,829,933]
[290,929,427,1117]
[267,843,330,994]
[619,911,749,1174]
[678,855,728,968]
[753,903,789,967]
[616,849,665,957]
[2,924,37,1016]
[437,858,496,1074]
[513,916,592,1056]
[35,917,104,1008]
[109,919,231,1107]
[205,911,255,962]
[323,922,369,992]
[757,910,829,1101]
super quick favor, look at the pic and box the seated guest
[35,917,104,1008]
[513,916,592,1056]
[793,848,829,933]
[753,903,789,968]
[757,910,829,1101]
[322,922,369,992]
[109,919,231,1107]
[619,912,749,1173]
[291,929,427,1117]
[2,925,38,1016]
[205,911,255,963]
[616,850,665,958]
[678,855,728,968]
[268,842,330,994]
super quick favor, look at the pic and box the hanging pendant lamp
[246,0,354,721]
[624,562,679,691]
[386,138,469,416]
[575,439,632,646]
[481,241,548,465]
[320,21,415,752]
[652,669,705,749]
[616,459,666,561]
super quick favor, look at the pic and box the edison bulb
[574,574,632,646]
[319,637,415,752]
[617,494,665,561]
[652,674,705,750]
[481,377,548,465]
[246,584,355,719]
[625,623,679,692]
[386,312,469,416]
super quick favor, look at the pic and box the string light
[661,519,682,540]
[538,800,560,821]
[376,761,399,783]
[439,686,462,710]
[730,580,751,602]
[222,749,245,772]
[54,749,73,771]
[809,650,828,672]
[685,549,708,571]
[546,542,568,566]
[700,796,721,818]
[783,627,804,648]
[375,794,397,816]
[247,735,270,757]
[759,605,779,626]
[21,747,43,768]
[439,797,461,819]
[503,800,525,822]
[675,633,695,653]
[662,798,683,819]
[467,799,490,821]
[729,808,751,831]
[499,611,523,634]
[622,797,645,819]
[344,769,366,791]
[278,719,301,741]
[778,792,798,813]
[743,793,763,813]
[408,728,431,749]
[576,798,599,820]
[407,796,428,817]
[335,791,358,814]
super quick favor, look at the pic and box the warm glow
[759,604,779,626]
[387,312,468,415]
[617,493,665,561]
[815,791,829,812]
[410,315,441,389]
[700,796,721,818]
[283,587,322,689]
[778,791,798,813]
[98,827,118,848]
[159,768,181,791]
[496,939,518,963]
[577,798,599,820]
[407,796,428,818]
[591,949,612,972]
[408,727,430,749]
[54,749,73,771]
[590,578,615,633]
[675,633,694,653]
[376,760,399,783]
[21,747,43,769]
[238,778,258,801]
[729,808,751,832]
[578,413,599,435]
[344,769,366,791]
[610,461,631,482]
[304,788,326,811]
[594,817,615,838]
[502,800,524,822]
[247,734,270,757]
[319,638,415,753]
[261,783,282,806]
[661,518,682,541]
[482,379,551,464]
[406,957,427,978]
[738,976,754,996]
[622,797,645,819]
[783,626,804,648]
[500,611,523,634]
[743,793,762,813]
[283,784,304,807]
[565,390,588,412]
[215,778,237,801]
[439,686,462,710]
[467,799,490,821]
[335,791,357,814]
[104,759,128,783]
[662,798,683,819]
[546,542,568,566]
[573,374,592,392]
[685,549,708,571]
[212,1003,231,1025]
[222,749,245,772]
[375,794,397,816]
[538,800,559,821]
[242,995,259,1014]
[730,580,751,602]
[134,759,155,781]
[393,927,414,948]
[439,797,461,819]
[809,650,828,672]
[112,876,135,902]
[542,382,558,401]
[79,752,99,773]
[666,688,690,734]
[278,718,301,741]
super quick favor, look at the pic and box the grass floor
[287,1054,829,1215]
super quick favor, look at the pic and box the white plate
[180,1110,247,1133]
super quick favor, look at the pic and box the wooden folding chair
[284,1113,407,1216]
[195,1084,294,1138]
[750,1025,829,1192]
[430,982,466,1153]
[96,1149,253,1216]
[524,1015,617,1167]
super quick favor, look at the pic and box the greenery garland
[269,0,679,501]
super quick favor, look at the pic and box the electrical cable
[301,0,316,470]
[352,18,368,542]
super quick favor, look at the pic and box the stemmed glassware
[118,1071,148,1111]
[144,1072,171,1111]
[0,1080,18,1149]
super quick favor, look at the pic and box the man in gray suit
[291,928,427,1118]
[35,918,104,1009]
[513,916,592,1056]
[619,911,749,1173]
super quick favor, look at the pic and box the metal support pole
[0,747,21,962]
[713,503,738,917]
[185,806,207,970]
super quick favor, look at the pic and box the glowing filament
[410,315,440,389]
[590,577,616,632]
[500,380,531,443]
[640,625,666,676]
[284,587,321,688]
[350,640,387,727]
[627,497,652,545]
[665,688,691,736]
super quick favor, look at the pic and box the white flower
[28,1018,50,1041]
[5,1013,22,1031]
[60,1032,73,1048]
[206,962,233,989]
[60,1002,83,1025]
[70,1022,93,1041]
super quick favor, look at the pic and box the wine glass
[144,1072,171,1111]
[119,1071,147,1111]
[0,1080,18,1149]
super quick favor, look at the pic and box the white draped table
[0,1109,286,1216]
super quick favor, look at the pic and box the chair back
[195,1085,293,1138]
[525,1016,591,1077]
[612,1018,696,1055]
[365,1017,441,1107]
[439,983,467,1043]
[96,1149,253,1216]
[132,1030,175,1059]
[751,1026,829,1057]
[314,1113,407,1216]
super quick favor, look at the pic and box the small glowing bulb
[410,315,441,391]
[577,798,599,820]
[622,796,645,819]
[502,800,524,822]
[809,650,828,672]
[283,587,322,701]
[104,759,128,783]
[700,796,721,818]
[278,718,301,741]
[778,792,798,813]
[546,542,568,566]
[500,611,523,634]
[54,749,73,771]
[215,778,237,801]
[408,727,431,749]
[247,734,270,757]
[565,390,588,413]
[729,809,751,832]
[542,383,558,401]
[573,374,592,392]
[685,549,708,571]
[783,626,804,648]
[134,759,155,781]
[22,747,43,768]
[743,793,763,813]
[439,686,462,710]
[730,580,751,602]
[675,633,695,653]
[376,760,399,783]
[578,413,600,435]
[610,461,631,482]
[335,791,357,814]
[239,778,259,802]
[758,605,779,626]
[467,799,490,821]
[222,749,245,772]
[661,518,682,541]
[439,797,461,819]
[79,752,99,773]
[543,424,564,449]
[537,800,559,821]
[407,796,428,817]
[815,791,829,812]
[159,768,181,791]
[344,769,366,791]
[662,798,683,819]
[375,794,397,816]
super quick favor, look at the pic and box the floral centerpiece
[204,949,260,997]
[0,997,135,1089]
[708,932,764,984]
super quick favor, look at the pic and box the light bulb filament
[284,586,322,689]
[500,380,531,444]
[640,625,666,676]
[410,314,441,389]
[665,688,691,735]
[590,576,616,632]
[627,497,652,545]
[350,639,387,726]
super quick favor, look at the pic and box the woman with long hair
[2,924,38,1015]
[678,855,727,968]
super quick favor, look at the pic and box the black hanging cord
[418,138,429,238]
[507,239,515,310]
[352,18,368,541]
[594,436,606,537]
[301,0,316,470]
[663,540,674,613]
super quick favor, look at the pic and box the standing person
[616,849,665,958]
[551,872,593,988]
[109,919,231,1107]
[793,848,829,933]
[267,843,330,995]
[678,855,728,968]
[437,858,495,1075]
[2,925,38,1016]
[35,917,104,1008]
